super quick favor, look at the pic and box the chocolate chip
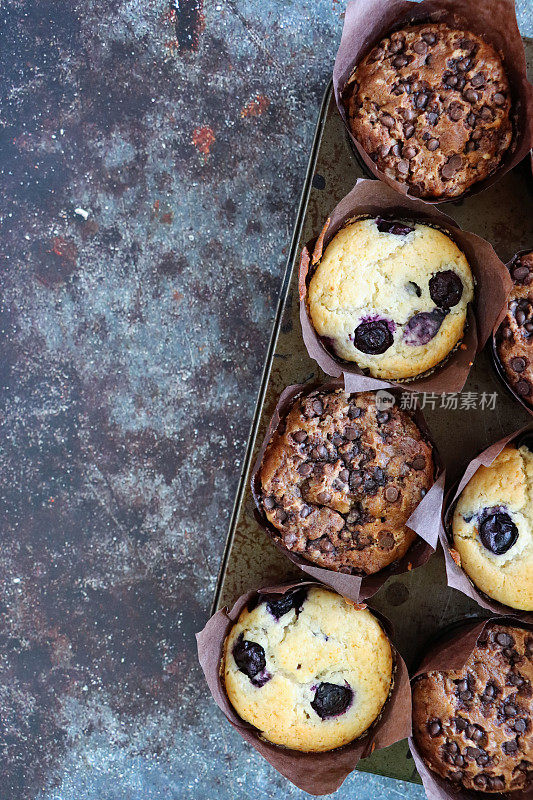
[402,145,416,159]
[300,506,312,518]
[232,635,267,684]
[448,102,464,121]
[339,468,350,482]
[460,38,475,52]
[441,154,462,179]
[466,112,476,127]
[490,777,506,791]
[345,426,359,441]
[457,57,471,71]
[455,717,468,731]
[466,746,482,759]
[445,73,458,88]
[377,411,390,424]
[275,508,287,524]
[397,159,409,175]
[479,511,518,555]
[363,477,378,495]
[415,92,428,109]
[428,720,442,737]
[264,496,275,510]
[317,491,332,504]
[349,471,362,490]
[449,771,464,782]
[471,73,485,88]
[392,55,409,68]
[463,88,479,103]
[513,265,530,281]
[413,40,427,54]
[427,138,439,151]
[381,113,395,128]
[378,531,395,550]
[422,32,437,45]
[494,92,506,106]
[354,320,394,355]
[385,486,399,502]
[502,739,518,754]
[480,106,493,121]
[517,379,531,396]
[496,632,514,647]
[513,718,527,733]
[429,270,463,308]
[505,703,518,717]
[348,405,362,419]
[292,430,308,443]
[311,682,353,719]
[474,775,488,789]
[515,307,527,325]
[298,462,313,477]
[511,357,527,372]
[312,399,324,415]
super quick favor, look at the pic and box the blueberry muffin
[452,444,533,611]
[412,623,533,792]
[258,388,434,574]
[496,251,533,403]
[307,217,474,380]
[224,585,393,752]
[345,23,513,199]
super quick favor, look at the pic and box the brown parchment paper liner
[333,0,533,204]
[408,616,533,800]
[441,427,533,622]
[299,179,511,393]
[491,250,533,418]
[250,378,445,603]
[196,580,412,796]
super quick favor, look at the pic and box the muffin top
[497,251,533,404]
[307,217,474,380]
[258,388,434,574]
[345,23,513,199]
[224,585,393,752]
[452,444,533,611]
[412,623,533,793]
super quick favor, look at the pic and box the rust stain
[160,212,173,224]
[173,290,183,303]
[240,94,270,119]
[192,125,215,155]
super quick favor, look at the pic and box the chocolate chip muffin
[496,251,533,404]
[224,585,393,752]
[307,217,474,380]
[258,388,434,574]
[412,623,533,792]
[345,23,513,199]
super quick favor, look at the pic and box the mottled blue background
[0,2,531,799]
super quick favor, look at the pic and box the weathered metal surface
[214,43,533,786]
[0,1,531,798]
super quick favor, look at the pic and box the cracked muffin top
[496,251,533,404]
[257,388,434,575]
[306,217,474,380]
[344,23,513,199]
[224,585,393,752]
[412,623,533,792]
[452,444,533,611]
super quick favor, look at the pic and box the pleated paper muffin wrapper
[408,616,533,800]
[333,0,533,204]
[299,179,511,395]
[490,250,533,418]
[250,378,445,603]
[196,580,411,796]
[441,427,533,623]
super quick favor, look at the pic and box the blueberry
[479,511,518,555]
[311,682,354,719]
[375,218,414,236]
[429,270,463,308]
[232,634,269,685]
[354,320,393,354]
[403,308,447,346]
[264,588,308,620]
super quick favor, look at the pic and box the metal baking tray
[212,41,533,783]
